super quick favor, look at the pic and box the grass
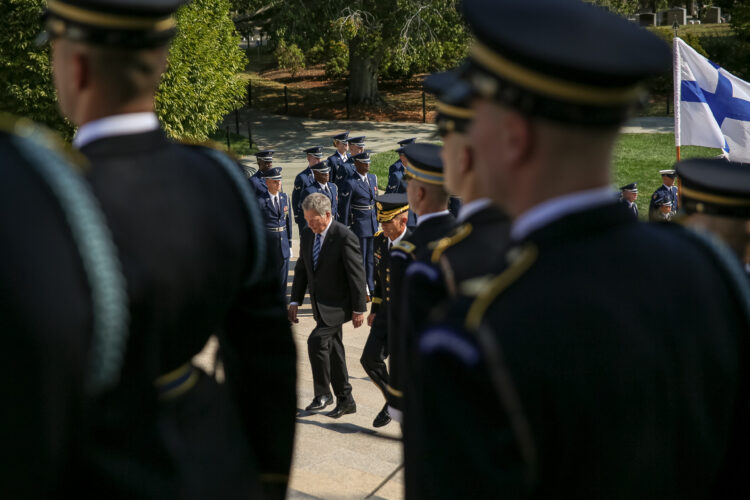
[371,133,721,218]
[209,128,256,157]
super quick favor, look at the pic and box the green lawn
[209,129,256,157]
[371,133,721,218]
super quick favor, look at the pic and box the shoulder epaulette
[375,230,383,237]
[465,243,538,332]
[431,223,473,264]
[392,241,416,254]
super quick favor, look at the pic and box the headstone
[639,12,656,27]
[703,6,721,24]
[667,7,687,26]
[657,10,669,26]
[686,0,697,17]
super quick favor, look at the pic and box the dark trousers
[358,236,375,294]
[279,256,289,294]
[360,323,389,402]
[308,322,352,402]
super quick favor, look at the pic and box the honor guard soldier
[361,193,412,428]
[387,143,456,423]
[1,116,127,498]
[249,149,274,197]
[412,0,750,498]
[677,157,750,272]
[386,144,419,229]
[649,193,673,222]
[339,151,379,296]
[260,167,293,292]
[649,169,679,219]
[293,146,325,235]
[388,137,416,177]
[327,131,350,184]
[44,1,297,498]
[336,135,366,188]
[300,159,338,228]
[619,182,639,218]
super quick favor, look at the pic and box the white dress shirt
[73,112,160,149]
[417,209,450,226]
[388,225,408,250]
[457,198,492,223]
[511,186,618,241]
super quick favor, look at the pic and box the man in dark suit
[412,0,750,497]
[619,182,639,218]
[259,167,293,292]
[339,151,379,295]
[47,1,296,498]
[293,146,324,236]
[289,193,368,418]
[362,193,412,428]
[387,143,456,422]
[299,160,338,226]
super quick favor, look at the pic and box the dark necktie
[313,233,321,269]
[273,196,280,214]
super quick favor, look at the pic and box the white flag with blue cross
[674,37,750,163]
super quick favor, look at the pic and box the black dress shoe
[372,405,391,428]
[326,400,357,418]
[305,394,333,411]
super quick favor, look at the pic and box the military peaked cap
[621,182,638,193]
[305,146,324,158]
[676,158,750,218]
[255,150,274,162]
[352,151,371,163]
[375,193,409,223]
[403,143,444,186]
[262,167,283,180]
[425,69,474,135]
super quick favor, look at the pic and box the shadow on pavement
[294,418,402,442]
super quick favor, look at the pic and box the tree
[1,0,246,141]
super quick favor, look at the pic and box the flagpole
[673,32,682,162]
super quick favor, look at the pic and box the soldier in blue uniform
[336,135,365,189]
[327,131,350,184]
[300,160,338,228]
[293,146,324,236]
[386,145,419,229]
[649,192,673,222]
[259,167,293,292]
[249,149,274,197]
[361,193,412,428]
[387,138,416,177]
[648,169,678,219]
[339,151,379,296]
[619,182,639,218]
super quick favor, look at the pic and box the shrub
[275,39,306,78]
[324,41,349,79]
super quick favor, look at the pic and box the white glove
[289,246,294,259]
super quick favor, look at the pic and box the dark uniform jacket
[291,222,367,326]
[259,191,292,260]
[648,184,678,219]
[338,172,378,236]
[292,167,315,227]
[387,212,457,412]
[388,159,405,178]
[328,152,350,186]
[414,201,750,499]
[249,169,268,198]
[385,168,418,227]
[371,228,413,329]
[300,181,338,223]
[335,157,357,191]
[619,197,638,218]
[78,129,297,500]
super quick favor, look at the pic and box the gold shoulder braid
[431,223,473,264]
[392,240,416,255]
[0,113,89,173]
[465,243,538,331]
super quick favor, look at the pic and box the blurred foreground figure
[411,0,750,498]
[45,1,296,498]
[0,115,126,497]
[677,158,750,272]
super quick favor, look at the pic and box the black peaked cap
[676,158,750,218]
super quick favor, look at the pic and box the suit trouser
[308,322,353,402]
[360,322,388,402]
[358,236,375,294]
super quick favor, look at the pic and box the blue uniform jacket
[335,158,357,190]
[385,169,406,194]
[649,185,679,215]
[249,170,268,198]
[388,159,405,178]
[259,191,292,259]
[328,153,351,186]
[339,172,378,236]
[300,182,339,222]
[292,167,315,226]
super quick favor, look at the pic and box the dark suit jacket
[291,220,367,326]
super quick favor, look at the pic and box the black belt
[352,204,374,211]
[267,226,286,232]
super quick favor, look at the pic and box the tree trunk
[347,37,383,106]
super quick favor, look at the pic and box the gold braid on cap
[47,0,177,31]
[377,204,410,222]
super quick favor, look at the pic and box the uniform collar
[511,186,617,241]
[390,225,409,246]
[74,112,160,149]
[457,198,491,223]
[417,209,450,226]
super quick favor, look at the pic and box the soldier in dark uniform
[0,115,127,498]
[649,193,673,222]
[339,151,379,296]
[300,160,338,227]
[293,146,324,236]
[45,2,296,498]
[327,131,350,183]
[677,157,750,273]
[386,145,419,229]
[648,169,679,219]
[387,137,416,177]
[249,149,273,197]
[336,135,365,189]
[259,167,293,292]
[412,0,750,498]
[387,143,456,423]
[361,193,411,428]
[619,182,639,218]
